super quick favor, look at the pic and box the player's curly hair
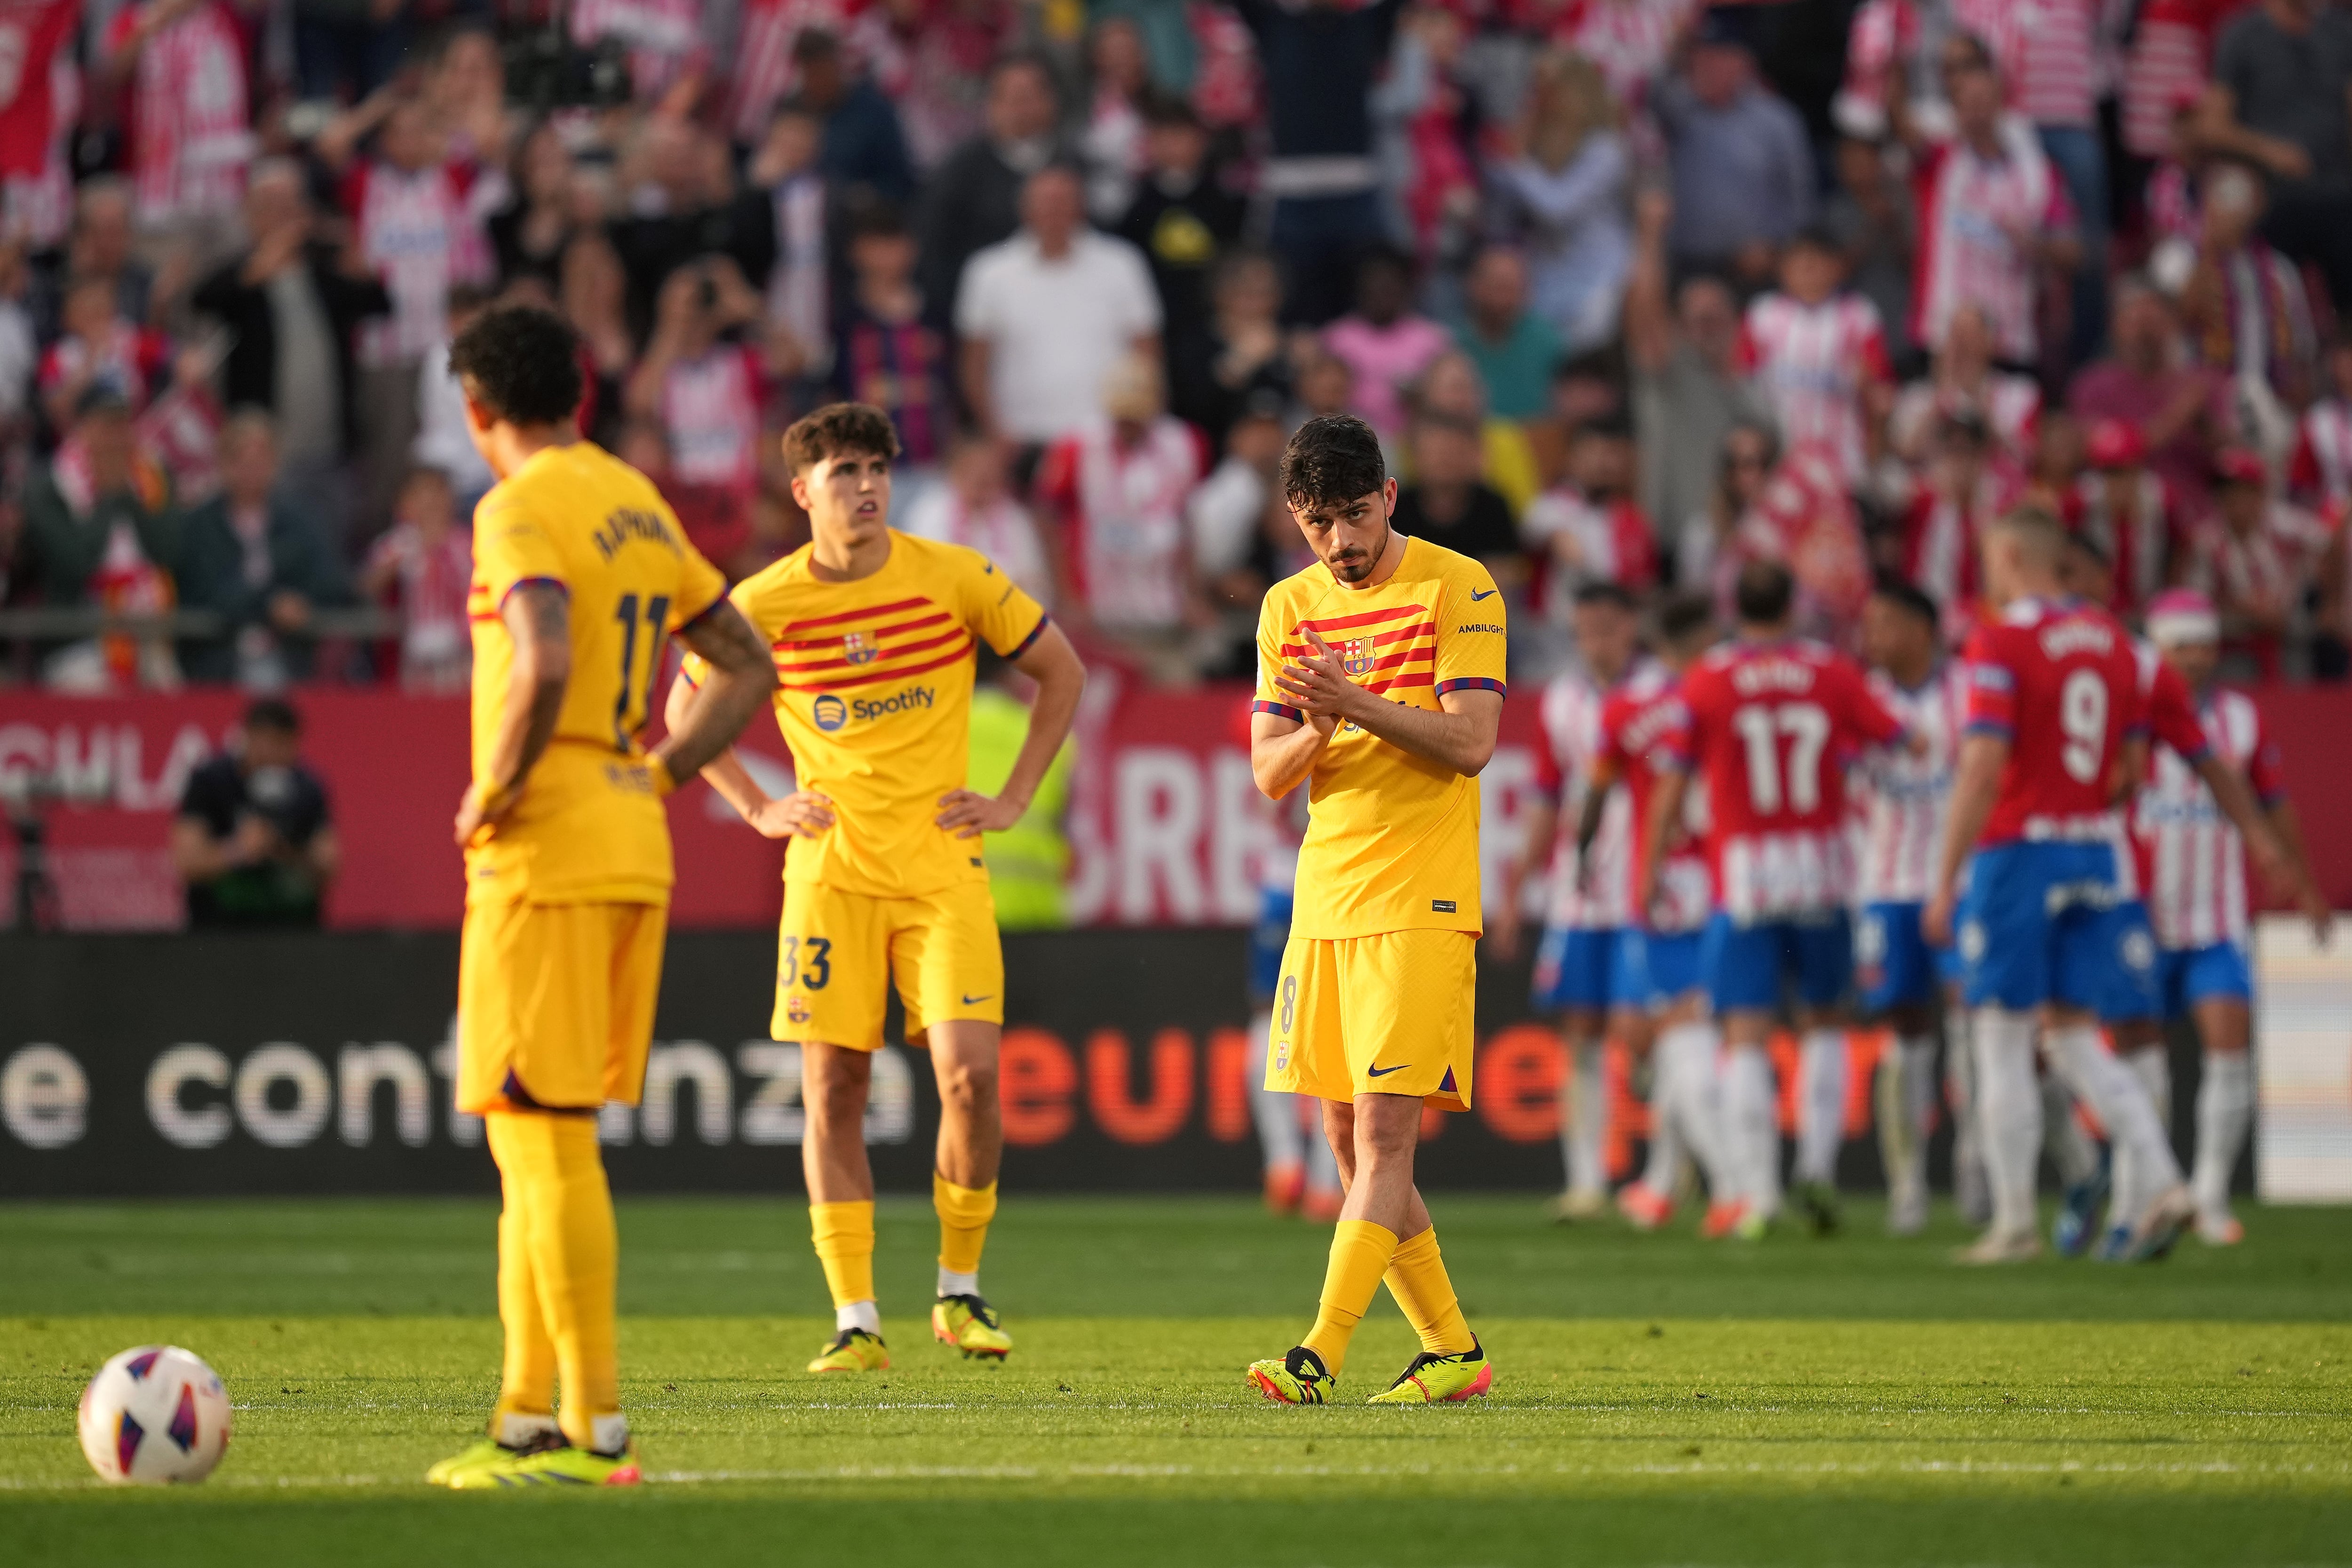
[1279,414,1387,509]
[783,402,902,475]
[446,306,584,427]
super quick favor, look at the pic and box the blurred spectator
[413,285,500,514]
[851,0,1019,170]
[1414,349,1540,514]
[171,698,338,929]
[2076,418,2185,617]
[2175,161,2319,449]
[1238,0,1404,325]
[832,206,955,471]
[1190,392,1286,606]
[749,101,833,379]
[1392,413,1520,572]
[900,429,1054,601]
[2198,0,2352,313]
[1036,350,1208,681]
[1624,188,1764,559]
[2069,274,2224,517]
[728,0,851,149]
[1322,247,1449,443]
[38,273,169,432]
[1736,226,1892,484]
[22,392,178,689]
[426,29,513,170]
[360,463,474,691]
[100,0,252,250]
[627,259,777,545]
[1486,49,1631,355]
[1823,135,1916,366]
[1678,418,1777,594]
[1523,412,1658,621]
[617,417,755,576]
[1887,301,2040,468]
[559,233,640,449]
[1899,410,2014,637]
[791,28,916,208]
[175,413,346,688]
[955,164,1163,450]
[1454,245,1561,423]
[2188,446,2328,677]
[1899,32,2079,367]
[1372,4,1478,268]
[1082,16,1153,224]
[1200,248,1291,444]
[609,117,777,338]
[918,52,1065,334]
[191,159,391,522]
[1656,13,1814,285]
[2290,340,2352,513]
[30,180,153,343]
[294,0,410,104]
[488,123,580,292]
[1117,95,1246,435]
[2020,406,2087,518]
[570,0,707,104]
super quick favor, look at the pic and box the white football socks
[836,1299,882,1336]
[1946,1010,1989,1222]
[937,1268,978,1298]
[1877,1034,1936,1205]
[1659,1020,1728,1198]
[1247,1008,1304,1171]
[1794,1028,1847,1186]
[1973,1008,2043,1239]
[1640,1067,1684,1196]
[2043,1023,2182,1219]
[1562,1038,1607,1194]
[1722,1043,1781,1218]
[2193,1050,2253,1218]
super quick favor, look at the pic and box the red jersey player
[1644,561,1908,1238]
[1926,507,2193,1265]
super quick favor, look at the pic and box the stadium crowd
[0,0,2348,692]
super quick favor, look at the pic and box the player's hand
[1487,900,1523,961]
[1634,860,1661,925]
[452,781,516,846]
[230,815,279,865]
[1922,886,1956,949]
[935,788,1025,838]
[747,791,835,839]
[1274,627,1364,729]
[2297,881,2334,948]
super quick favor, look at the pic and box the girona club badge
[1341,637,1377,677]
[842,630,879,666]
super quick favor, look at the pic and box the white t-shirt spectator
[898,485,1053,605]
[955,230,1162,445]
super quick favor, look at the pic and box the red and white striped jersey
[2134,684,2284,949]
[2120,635,2218,898]
[1955,0,2098,128]
[1038,414,1205,632]
[726,0,849,146]
[662,344,767,495]
[1855,661,1969,903]
[1551,0,1692,133]
[1521,488,1660,621]
[1889,372,2042,465]
[1669,638,1907,921]
[1901,467,2017,640]
[571,0,707,102]
[1599,664,1714,934]
[106,0,250,227]
[1737,291,1891,484]
[347,158,496,367]
[2074,468,2179,616]
[2291,398,2352,509]
[1532,659,1652,929]
[1911,118,2073,363]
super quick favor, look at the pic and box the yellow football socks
[810,1200,877,1309]
[1383,1226,1475,1355]
[934,1175,998,1276]
[486,1110,621,1451]
[1299,1218,1400,1377]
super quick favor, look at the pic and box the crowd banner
[5,682,2348,933]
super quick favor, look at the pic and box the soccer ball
[78,1345,231,1484]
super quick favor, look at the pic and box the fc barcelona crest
[843,629,880,666]
[1341,637,1377,676]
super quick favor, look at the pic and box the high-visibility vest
[967,686,1076,930]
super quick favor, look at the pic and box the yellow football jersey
[465,441,727,907]
[683,530,1048,898]
[1254,534,1507,939]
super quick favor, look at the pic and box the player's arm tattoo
[484,582,573,797]
[660,600,778,783]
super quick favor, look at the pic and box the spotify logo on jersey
[812,694,848,732]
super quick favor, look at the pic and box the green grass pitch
[3,1194,2349,1566]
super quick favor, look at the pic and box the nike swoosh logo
[1366,1063,1410,1077]
[961,993,993,1005]
[1469,589,1498,601]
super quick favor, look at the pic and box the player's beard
[1325,519,1390,585]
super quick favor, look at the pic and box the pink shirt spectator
[1322,314,1451,441]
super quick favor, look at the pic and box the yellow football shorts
[773,880,1004,1050]
[1266,929,1476,1109]
[457,898,667,1114]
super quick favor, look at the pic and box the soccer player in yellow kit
[1246,413,1506,1406]
[666,404,1084,1373]
[425,307,777,1488]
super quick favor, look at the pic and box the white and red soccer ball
[78,1345,231,1484]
